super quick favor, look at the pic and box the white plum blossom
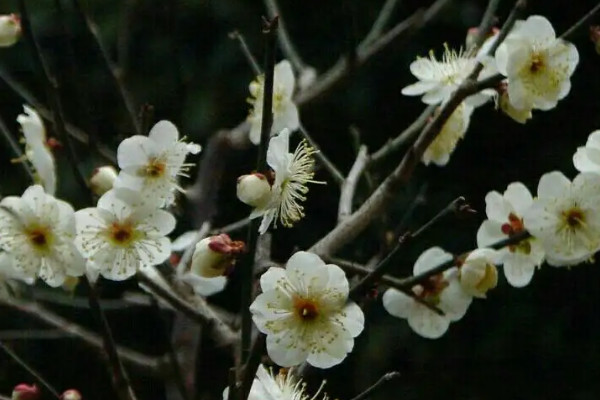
[422,102,473,166]
[179,234,244,297]
[523,171,600,266]
[114,120,201,208]
[248,60,299,145]
[495,15,579,111]
[0,185,85,286]
[74,189,176,281]
[459,248,498,298]
[402,44,496,107]
[382,247,472,339]
[573,130,600,174]
[16,105,56,195]
[0,14,20,47]
[477,182,545,287]
[250,129,322,235]
[250,251,364,368]
[223,364,328,400]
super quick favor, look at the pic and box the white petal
[504,182,533,216]
[574,148,600,173]
[484,190,513,221]
[148,120,180,147]
[408,307,450,339]
[401,80,438,96]
[266,129,291,171]
[476,220,506,248]
[265,330,308,367]
[117,135,156,169]
[413,247,453,275]
[537,171,570,199]
[382,288,413,319]
[520,15,556,42]
[259,267,287,292]
[171,230,200,252]
[503,255,536,287]
[439,277,472,321]
[340,301,365,337]
[306,324,349,368]
[181,274,227,296]
[274,60,295,95]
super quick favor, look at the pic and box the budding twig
[229,31,262,76]
[349,371,401,400]
[470,0,502,51]
[0,113,35,181]
[338,145,369,222]
[560,1,600,40]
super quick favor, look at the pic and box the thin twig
[560,1,600,40]
[229,31,261,76]
[239,19,278,384]
[0,341,61,399]
[137,270,238,346]
[349,371,400,400]
[71,0,141,135]
[338,145,368,222]
[263,0,307,72]
[240,334,266,400]
[0,297,165,375]
[211,218,251,235]
[360,0,402,48]
[299,124,345,186]
[83,278,139,400]
[470,0,502,51]
[348,197,467,300]
[369,105,436,164]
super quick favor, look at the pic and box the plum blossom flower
[223,364,328,400]
[459,248,498,298]
[422,102,473,166]
[495,15,579,111]
[523,171,600,266]
[382,247,472,339]
[248,60,299,145]
[402,44,496,107]
[74,189,175,281]
[250,251,364,368]
[114,120,201,208]
[178,234,245,296]
[573,130,600,174]
[16,105,56,195]
[477,182,545,287]
[0,185,85,287]
[250,129,323,235]
[0,14,20,47]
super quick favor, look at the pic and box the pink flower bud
[0,14,21,47]
[191,234,245,278]
[12,383,39,400]
[60,389,82,400]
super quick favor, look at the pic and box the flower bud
[465,26,499,50]
[191,234,245,278]
[61,389,82,400]
[89,166,118,196]
[459,249,498,298]
[497,82,532,124]
[12,384,39,400]
[590,26,600,55]
[236,173,271,207]
[0,14,21,48]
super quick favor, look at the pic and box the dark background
[0,0,599,399]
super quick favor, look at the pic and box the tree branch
[338,145,368,222]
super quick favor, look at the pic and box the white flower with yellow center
[250,251,364,368]
[0,185,84,286]
[477,182,545,287]
[382,247,472,339]
[74,189,176,281]
[402,44,496,107]
[495,15,579,111]
[248,60,300,145]
[15,105,57,195]
[523,171,600,266]
[114,120,201,208]
[422,102,473,166]
[223,364,328,400]
[573,130,600,174]
[250,129,322,235]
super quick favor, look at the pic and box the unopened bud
[497,83,532,124]
[191,234,245,278]
[89,166,118,196]
[466,26,499,50]
[0,14,21,48]
[61,389,82,400]
[236,173,271,207]
[590,26,600,55]
[12,384,39,400]
[459,249,498,298]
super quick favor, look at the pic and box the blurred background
[0,0,600,399]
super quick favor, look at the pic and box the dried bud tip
[61,389,82,400]
[207,234,245,255]
[12,383,39,400]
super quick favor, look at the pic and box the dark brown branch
[338,145,368,222]
[263,0,307,72]
[471,0,502,50]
